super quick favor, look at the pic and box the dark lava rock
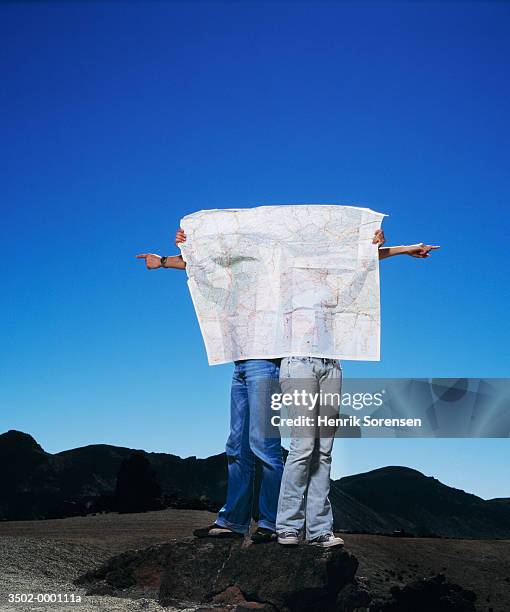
[211,585,277,609]
[187,539,358,612]
[373,573,477,612]
[75,542,171,598]
[76,538,358,611]
[336,578,372,611]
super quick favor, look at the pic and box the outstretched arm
[379,243,440,260]
[136,253,186,269]
[372,230,440,260]
[136,229,187,270]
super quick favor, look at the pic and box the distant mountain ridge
[0,430,226,520]
[330,465,510,539]
[1,430,509,539]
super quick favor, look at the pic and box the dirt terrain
[0,508,508,611]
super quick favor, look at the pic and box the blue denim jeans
[216,359,284,534]
[276,356,342,540]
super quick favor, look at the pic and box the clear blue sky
[1,2,509,499]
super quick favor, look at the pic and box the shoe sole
[195,530,243,539]
[308,540,344,548]
[278,539,299,546]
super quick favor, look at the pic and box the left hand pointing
[405,243,441,258]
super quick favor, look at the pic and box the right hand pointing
[136,253,162,269]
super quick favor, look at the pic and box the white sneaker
[308,533,344,548]
[277,531,299,545]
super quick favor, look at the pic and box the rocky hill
[2,430,509,539]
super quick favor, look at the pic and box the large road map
[180,205,386,365]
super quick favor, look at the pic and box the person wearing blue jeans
[213,358,284,539]
[137,230,284,543]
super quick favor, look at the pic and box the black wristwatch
[160,256,168,267]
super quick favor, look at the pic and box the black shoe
[193,523,243,539]
[251,527,277,543]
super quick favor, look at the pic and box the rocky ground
[0,508,508,611]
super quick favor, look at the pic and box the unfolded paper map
[180,205,386,365]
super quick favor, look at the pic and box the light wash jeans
[276,356,342,540]
[216,359,284,534]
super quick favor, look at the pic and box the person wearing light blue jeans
[276,356,344,547]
